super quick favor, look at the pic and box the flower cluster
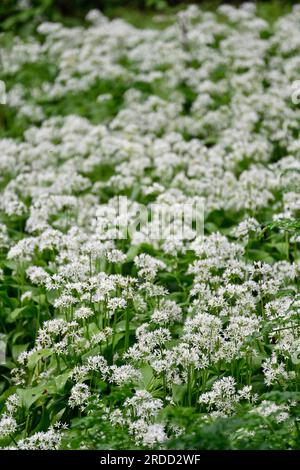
[1,2,300,450]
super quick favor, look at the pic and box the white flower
[110,364,142,385]
[68,383,91,411]
[199,377,254,416]
[74,306,94,320]
[17,426,62,450]
[0,415,17,438]
[262,353,290,386]
[21,291,33,302]
[134,254,167,280]
[26,266,51,286]
[151,300,182,325]
[142,423,167,446]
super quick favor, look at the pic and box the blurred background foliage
[0,0,298,34]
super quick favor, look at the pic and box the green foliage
[1,0,300,452]
[165,392,300,450]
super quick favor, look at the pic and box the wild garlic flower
[199,377,255,417]
[0,415,17,438]
[262,353,290,386]
[74,306,94,320]
[16,426,63,450]
[68,383,91,411]
[151,300,182,325]
[134,254,167,280]
[109,364,142,385]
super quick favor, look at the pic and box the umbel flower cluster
[0,2,300,450]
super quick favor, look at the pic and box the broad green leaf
[27,349,53,370]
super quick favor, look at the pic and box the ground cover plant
[1,1,300,450]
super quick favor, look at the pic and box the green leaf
[12,343,29,362]
[54,372,70,392]
[139,364,154,388]
[27,349,53,370]
[17,384,48,409]
[7,306,27,322]
[126,245,141,262]
[172,383,187,403]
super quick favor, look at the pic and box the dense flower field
[1,2,300,450]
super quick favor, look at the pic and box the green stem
[9,434,18,447]
[125,309,130,350]
[187,365,193,406]
[285,231,289,261]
